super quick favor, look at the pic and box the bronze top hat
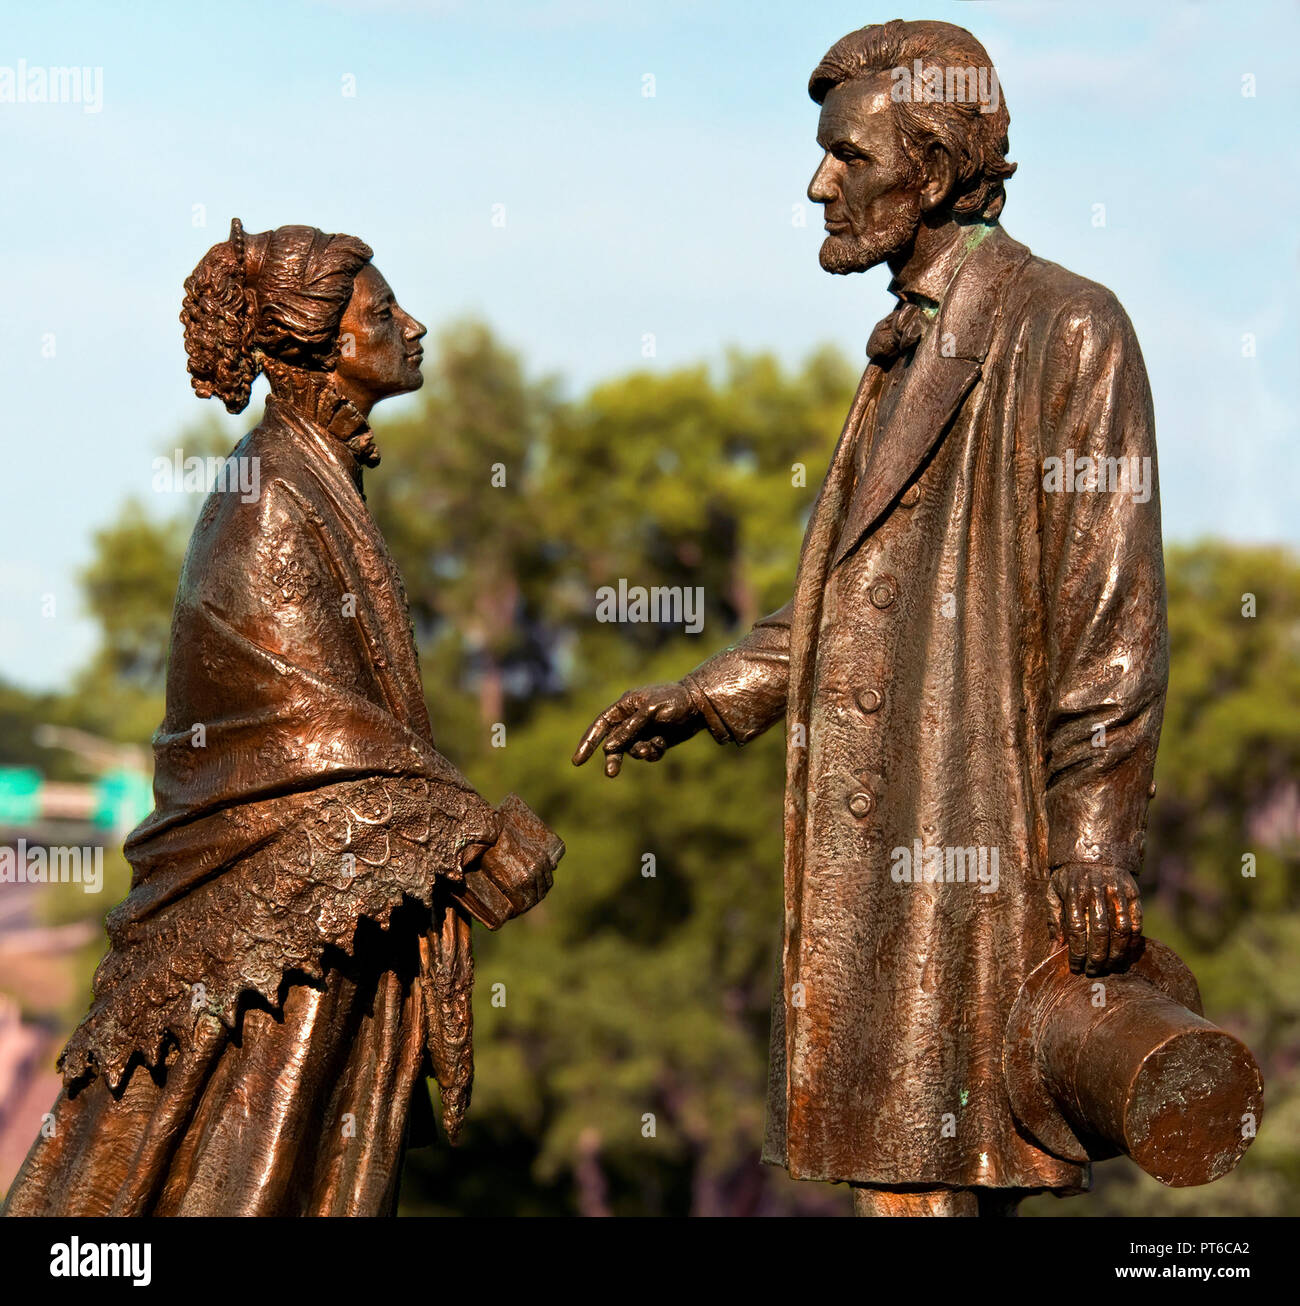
[1004,938,1263,1187]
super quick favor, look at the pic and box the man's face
[808,74,924,275]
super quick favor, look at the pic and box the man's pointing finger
[573,702,625,765]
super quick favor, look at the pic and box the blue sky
[1,0,1296,689]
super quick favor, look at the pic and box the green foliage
[0,685,92,782]
[1145,543,1300,942]
[78,505,188,694]
[6,323,1296,1215]
[366,322,563,729]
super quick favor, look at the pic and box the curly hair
[809,19,1017,222]
[180,220,373,414]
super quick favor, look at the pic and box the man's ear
[918,140,958,215]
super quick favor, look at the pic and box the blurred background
[0,0,1296,1215]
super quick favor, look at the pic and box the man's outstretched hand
[1048,863,1143,976]
[572,682,704,777]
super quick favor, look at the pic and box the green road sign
[0,767,42,824]
[93,769,154,830]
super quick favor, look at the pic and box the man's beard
[819,210,918,275]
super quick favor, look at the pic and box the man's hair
[809,19,1016,222]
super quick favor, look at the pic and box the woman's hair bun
[180,218,257,414]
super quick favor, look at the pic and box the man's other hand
[1048,863,1143,976]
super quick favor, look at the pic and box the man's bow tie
[867,301,926,364]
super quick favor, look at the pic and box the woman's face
[333,264,427,414]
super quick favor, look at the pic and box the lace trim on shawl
[59,774,492,1090]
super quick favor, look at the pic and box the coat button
[855,687,883,714]
[868,575,898,609]
[847,792,874,818]
[900,483,921,507]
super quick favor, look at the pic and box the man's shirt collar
[888,221,997,319]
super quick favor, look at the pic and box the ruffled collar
[265,369,380,468]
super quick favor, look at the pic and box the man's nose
[808,154,837,204]
[404,315,427,342]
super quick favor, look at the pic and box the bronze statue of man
[4,221,562,1216]
[575,19,1167,1216]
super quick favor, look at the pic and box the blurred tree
[1145,543,1300,944]
[366,322,563,732]
[0,684,95,782]
[71,507,187,746]
[66,410,238,745]
[540,344,856,641]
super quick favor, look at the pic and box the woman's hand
[452,794,563,930]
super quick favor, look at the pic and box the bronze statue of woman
[3,221,562,1216]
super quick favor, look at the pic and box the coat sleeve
[1037,288,1168,874]
[681,600,793,745]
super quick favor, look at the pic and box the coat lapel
[832,228,1032,570]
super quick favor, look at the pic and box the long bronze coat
[5,397,496,1215]
[684,227,1167,1190]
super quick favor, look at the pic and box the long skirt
[2,915,431,1216]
